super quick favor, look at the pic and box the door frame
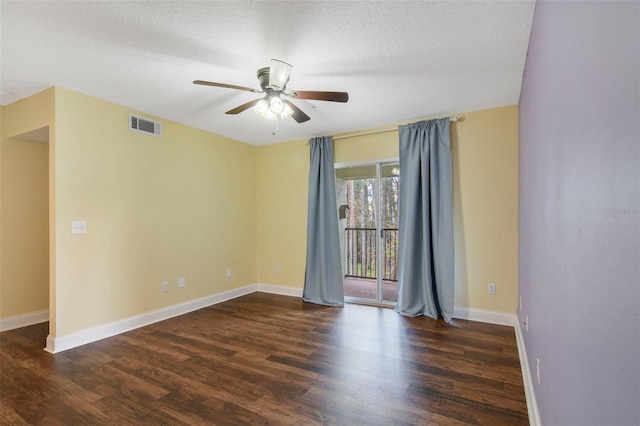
[335,158,399,306]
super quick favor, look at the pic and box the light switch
[71,221,87,234]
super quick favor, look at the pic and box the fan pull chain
[272,118,280,135]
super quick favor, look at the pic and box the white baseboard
[514,316,541,426]
[0,310,49,332]
[454,307,539,424]
[453,306,517,327]
[257,283,303,297]
[252,287,517,326]
[45,284,257,354]
[255,285,521,328]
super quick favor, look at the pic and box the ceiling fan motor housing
[257,67,271,91]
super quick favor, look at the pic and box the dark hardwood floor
[0,293,528,425]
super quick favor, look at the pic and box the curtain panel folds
[395,118,454,322]
[303,136,344,307]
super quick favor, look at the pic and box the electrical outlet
[488,283,496,295]
[178,277,185,288]
[71,220,87,234]
[276,264,281,273]
[162,282,169,292]
[226,268,232,278]
[536,358,541,384]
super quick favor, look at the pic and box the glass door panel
[380,163,400,303]
[336,165,378,302]
[336,162,399,305]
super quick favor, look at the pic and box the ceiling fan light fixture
[269,95,285,114]
[252,95,293,121]
[280,102,293,119]
[253,98,269,117]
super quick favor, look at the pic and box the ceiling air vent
[129,114,162,137]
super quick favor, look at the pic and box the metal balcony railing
[345,227,398,282]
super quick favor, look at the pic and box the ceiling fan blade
[226,99,261,115]
[193,80,258,93]
[269,59,292,90]
[284,100,310,123]
[293,91,349,103]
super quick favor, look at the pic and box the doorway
[335,161,399,305]
[0,126,50,334]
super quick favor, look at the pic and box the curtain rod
[332,116,459,141]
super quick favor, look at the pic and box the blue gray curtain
[303,136,344,307]
[395,118,454,322]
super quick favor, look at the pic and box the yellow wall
[2,87,518,341]
[256,105,519,314]
[0,138,49,318]
[0,105,5,319]
[255,129,405,288]
[1,107,3,318]
[335,130,401,164]
[256,139,309,287]
[452,106,518,313]
[52,88,256,336]
[0,88,54,321]
[1,88,55,137]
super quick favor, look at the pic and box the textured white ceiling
[1,1,535,146]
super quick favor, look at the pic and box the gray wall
[518,2,639,425]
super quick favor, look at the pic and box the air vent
[129,114,162,137]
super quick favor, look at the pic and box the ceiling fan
[194,59,349,123]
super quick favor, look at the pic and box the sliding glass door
[335,161,399,305]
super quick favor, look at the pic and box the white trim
[515,316,541,426]
[453,307,540,424]
[0,310,49,332]
[256,283,303,297]
[453,306,518,327]
[44,284,257,353]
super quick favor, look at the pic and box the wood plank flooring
[0,293,528,425]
